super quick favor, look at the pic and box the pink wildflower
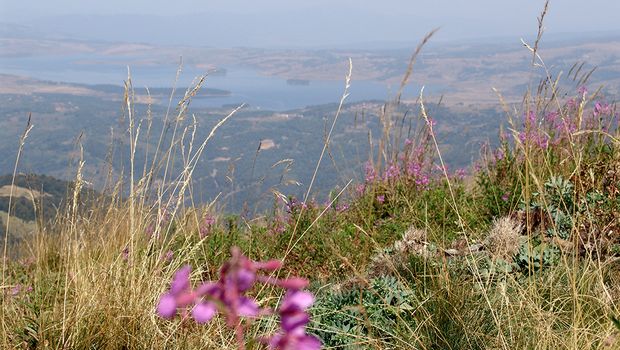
[364,161,377,183]
[383,163,399,181]
[200,215,216,238]
[501,192,510,202]
[265,291,321,350]
[355,184,366,196]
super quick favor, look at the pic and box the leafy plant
[514,241,561,272]
[312,276,416,349]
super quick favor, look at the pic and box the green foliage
[477,257,514,282]
[476,144,521,221]
[312,276,417,349]
[0,173,96,224]
[514,241,561,272]
[612,316,620,331]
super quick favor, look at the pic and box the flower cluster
[364,161,377,183]
[157,247,321,349]
[515,93,616,152]
[363,140,433,190]
[8,284,32,297]
[199,215,216,238]
[518,111,550,149]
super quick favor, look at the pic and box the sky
[1,0,620,47]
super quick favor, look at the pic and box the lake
[0,54,428,110]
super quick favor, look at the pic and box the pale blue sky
[1,0,619,47]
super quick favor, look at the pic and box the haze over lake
[0,54,431,110]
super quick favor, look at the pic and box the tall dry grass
[1,1,620,348]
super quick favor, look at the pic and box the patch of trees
[0,173,96,222]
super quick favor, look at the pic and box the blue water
[0,54,425,110]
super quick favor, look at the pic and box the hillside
[0,79,507,213]
[2,79,620,347]
[0,173,96,243]
[2,6,620,348]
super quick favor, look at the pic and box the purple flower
[192,300,217,323]
[10,284,21,296]
[8,284,33,297]
[406,161,421,177]
[494,149,504,161]
[145,224,155,239]
[376,195,385,204]
[156,247,316,349]
[122,247,130,261]
[265,291,321,350]
[501,192,510,202]
[364,161,377,183]
[157,248,288,325]
[383,163,399,181]
[355,184,366,196]
[271,215,287,235]
[286,198,308,214]
[567,98,577,109]
[524,111,537,127]
[545,111,559,124]
[415,174,430,187]
[199,215,216,238]
[163,250,174,263]
[335,204,349,213]
[536,134,549,149]
[157,265,194,319]
[426,118,437,128]
[578,85,588,96]
[594,101,612,117]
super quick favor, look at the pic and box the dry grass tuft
[485,216,524,261]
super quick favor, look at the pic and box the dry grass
[1,2,620,348]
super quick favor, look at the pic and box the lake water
[0,54,427,110]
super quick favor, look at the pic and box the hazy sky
[2,0,620,47]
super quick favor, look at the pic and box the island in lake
[286,78,310,86]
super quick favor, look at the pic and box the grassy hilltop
[1,23,620,350]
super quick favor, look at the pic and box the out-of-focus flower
[335,204,349,213]
[265,291,321,350]
[355,184,366,196]
[200,215,216,238]
[594,101,612,117]
[10,284,21,296]
[145,224,155,239]
[157,265,194,319]
[156,248,317,349]
[501,192,510,202]
[163,250,174,263]
[383,163,399,181]
[578,85,588,96]
[364,161,377,183]
[376,195,385,204]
